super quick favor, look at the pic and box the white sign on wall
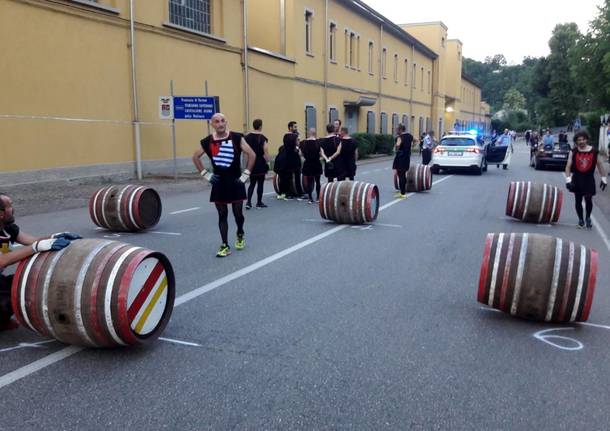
[159,96,174,120]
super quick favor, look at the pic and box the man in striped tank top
[0,194,78,329]
[193,114,256,257]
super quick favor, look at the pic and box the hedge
[352,133,395,158]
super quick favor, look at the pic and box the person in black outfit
[320,123,343,182]
[0,194,78,329]
[392,124,413,199]
[565,131,608,229]
[338,127,358,181]
[525,130,531,146]
[193,113,256,257]
[300,128,323,203]
[278,121,303,200]
[244,119,270,209]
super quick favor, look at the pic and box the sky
[362,0,603,64]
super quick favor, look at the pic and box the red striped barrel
[89,185,162,232]
[505,181,562,224]
[272,173,306,196]
[319,181,379,224]
[406,164,432,192]
[11,239,175,347]
[478,233,597,322]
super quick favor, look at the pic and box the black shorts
[0,274,14,322]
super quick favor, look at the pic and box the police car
[431,131,488,175]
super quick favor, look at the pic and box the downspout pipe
[323,0,328,118]
[378,23,383,132]
[243,0,250,131]
[129,0,142,180]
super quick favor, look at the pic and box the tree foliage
[462,1,610,130]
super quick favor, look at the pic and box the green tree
[503,88,527,111]
[573,0,610,111]
[544,23,582,126]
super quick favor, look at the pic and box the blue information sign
[173,96,219,120]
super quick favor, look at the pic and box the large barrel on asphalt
[393,165,432,192]
[89,185,162,232]
[506,181,563,224]
[319,181,379,224]
[272,173,308,196]
[11,238,175,347]
[478,233,597,322]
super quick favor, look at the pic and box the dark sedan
[530,142,570,170]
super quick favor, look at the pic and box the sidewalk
[3,155,396,217]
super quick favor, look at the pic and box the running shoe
[285,196,295,200]
[276,194,286,200]
[308,199,315,204]
[577,219,585,229]
[397,193,407,199]
[235,235,245,250]
[256,202,268,208]
[216,244,231,257]
[245,202,252,210]
[586,218,593,229]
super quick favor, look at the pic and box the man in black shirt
[0,194,77,329]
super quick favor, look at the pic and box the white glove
[32,238,71,253]
[238,169,251,184]
[565,176,572,184]
[199,168,213,182]
[602,177,608,185]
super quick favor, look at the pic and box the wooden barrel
[272,173,306,196]
[89,185,162,232]
[478,233,598,322]
[11,239,175,347]
[319,181,379,224]
[393,165,432,193]
[505,181,563,224]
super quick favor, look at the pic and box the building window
[329,22,337,62]
[412,63,417,88]
[419,117,424,136]
[329,107,338,124]
[427,70,431,94]
[402,114,409,132]
[356,36,361,69]
[368,42,374,74]
[381,48,387,78]
[169,0,211,34]
[404,59,409,86]
[344,30,349,66]
[420,67,424,91]
[366,111,376,133]
[380,112,388,134]
[305,105,317,131]
[392,113,399,134]
[305,10,313,54]
[393,54,398,82]
[349,32,356,67]
[441,37,445,47]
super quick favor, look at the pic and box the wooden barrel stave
[11,239,175,347]
[478,233,597,322]
[403,165,432,193]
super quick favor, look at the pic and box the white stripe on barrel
[545,238,563,321]
[510,233,529,315]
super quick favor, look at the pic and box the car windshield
[440,138,475,147]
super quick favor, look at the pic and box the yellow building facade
[1,1,487,182]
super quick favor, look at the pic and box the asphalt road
[2,141,610,430]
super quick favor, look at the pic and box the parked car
[530,142,570,170]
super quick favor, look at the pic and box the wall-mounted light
[446,107,454,113]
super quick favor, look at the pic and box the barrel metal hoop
[115,186,131,231]
[360,182,370,224]
[91,187,105,227]
[127,186,145,231]
[523,181,532,220]
[511,182,521,218]
[538,183,548,223]
[348,182,357,223]
[549,187,558,224]
[570,245,588,322]
[18,253,41,332]
[74,241,113,346]
[100,186,114,229]
[104,247,141,346]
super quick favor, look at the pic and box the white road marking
[533,328,584,351]
[0,340,55,353]
[159,337,202,347]
[169,207,200,215]
[578,322,610,330]
[591,215,610,254]
[0,346,84,389]
[150,231,182,236]
[0,174,455,387]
